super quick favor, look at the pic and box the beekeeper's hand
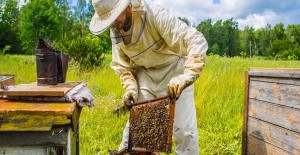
[167,74,197,100]
[122,89,138,109]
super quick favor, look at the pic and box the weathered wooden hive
[128,96,175,154]
[0,74,14,89]
[242,68,300,155]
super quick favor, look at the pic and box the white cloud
[237,10,281,29]
[149,0,252,26]
[147,0,299,29]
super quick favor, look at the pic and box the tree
[74,0,94,36]
[54,0,73,40]
[271,23,285,41]
[210,43,220,55]
[267,39,291,59]
[0,0,21,54]
[196,19,213,54]
[222,18,240,56]
[53,32,109,69]
[178,17,190,26]
[286,24,300,47]
[254,24,272,56]
[51,0,111,68]
[241,26,255,57]
[211,20,224,55]
[201,18,240,57]
[19,0,62,54]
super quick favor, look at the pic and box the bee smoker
[35,39,69,85]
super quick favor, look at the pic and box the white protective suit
[110,0,208,154]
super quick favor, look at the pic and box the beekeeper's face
[111,6,131,30]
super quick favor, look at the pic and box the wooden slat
[247,135,291,155]
[71,106,82,132]
[249,80,300,109]
[0,147,47,154]
[0,82,80,97]
[248,68,300,78]
[0,100,77,131]
[248,99,300,133]
[242,71,250,155]
[250,76,300,86]
[0,114,71,131]
[68,126,78,155]
[0,100,76,115]
[0,131,68,146]
[248,117,300,154]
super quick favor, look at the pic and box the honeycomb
[128,97,174,153]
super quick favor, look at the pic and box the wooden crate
[0,100,81,155]
[128,96,175,154]
[242,68,300,155]
[0,74,14,89]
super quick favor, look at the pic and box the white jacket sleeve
[110,44,138,92]
[153,5,208,78]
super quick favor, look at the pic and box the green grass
[0,54,299,155]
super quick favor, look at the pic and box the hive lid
[0,82,80,97]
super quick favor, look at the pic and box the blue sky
[150,0,300,29]
[212,0,220,5]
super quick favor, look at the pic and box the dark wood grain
[248,117,300,154]
[249,80,300,109]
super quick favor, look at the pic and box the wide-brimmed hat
[89,0,130,35]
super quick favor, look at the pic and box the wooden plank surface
[248,68,300,78]
[250,76,300,86]
[0,131,68,146]
[247,135,291,155]
[0,114,71,131]
[248,99,300,133]
[0,147,47,154]
[249,80,300,109]
[0,100,76,115]
[0,100,77,131]
[244,68,300,155]
[0,82,80,97]
[248,117,300,154]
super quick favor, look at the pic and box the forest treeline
[1,0,299,68]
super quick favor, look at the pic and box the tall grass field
[0,54,299,155]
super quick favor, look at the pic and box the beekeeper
[90,0,208,154]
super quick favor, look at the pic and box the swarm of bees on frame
[129,99,171,152]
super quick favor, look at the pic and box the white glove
[167,73,197,100]
[167,54,206,100]
[122,89,138,109]
[119,71,138,109]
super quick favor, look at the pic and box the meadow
[0,54,299,155]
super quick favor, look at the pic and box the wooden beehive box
[128,96,175,154]
[0,100,81,155]
[242,68,300,155]
[0,74,14,89]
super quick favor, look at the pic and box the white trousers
[118,84,199,155]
